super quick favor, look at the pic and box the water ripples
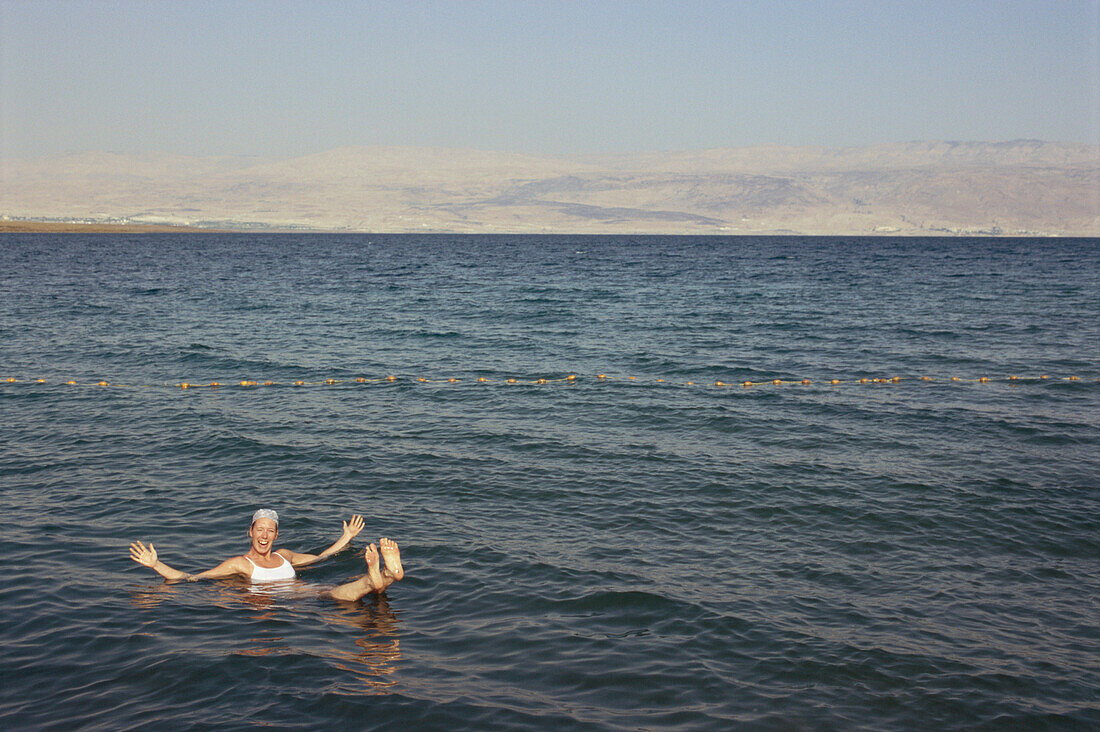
[1,235,1098,729]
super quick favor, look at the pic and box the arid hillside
[2,141,1097,235]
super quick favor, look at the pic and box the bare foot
[379,537,404,581]
[322,544,388,602]
[364,543,385,591]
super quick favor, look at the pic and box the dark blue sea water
[1,234,1098,730]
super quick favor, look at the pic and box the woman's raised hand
[342,514,365,540]
[129,541,158,568]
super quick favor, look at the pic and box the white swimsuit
[245,555,296,582]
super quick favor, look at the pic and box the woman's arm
[188,556,251,581]
[129,541,191,581]
[129,541,249,582]
[283,514,364,568]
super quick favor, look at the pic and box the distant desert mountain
[2,141,1097,235]
[585,140,1100,172]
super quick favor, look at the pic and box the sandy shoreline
[0,221,219,233]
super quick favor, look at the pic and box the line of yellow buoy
[2,374,1094,390]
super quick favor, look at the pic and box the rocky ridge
[2,141,1096,235]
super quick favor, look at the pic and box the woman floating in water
[128,509,404,601]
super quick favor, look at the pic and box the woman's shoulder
[274,549,295,561]
[206,555,252,575]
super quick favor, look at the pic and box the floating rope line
[2,374,1095,390]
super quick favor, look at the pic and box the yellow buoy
[36,378,46,383]
[5,377,15,383]
[477,377,488,382]
[1069,375,1080,381]
[98,381,109,386]
[1008,375,1018,381]
[66,380,77,385]
[921,376,932,381]
[597,374,606,380]
[537,378,547,384]
[891,376,901,382]
[830,379,840,385]
[417,377,427,383]
[448,378,458,383]
[685,381,694,386]
[773,379,782,385]
[387,375,397,382]
[263,381,274,386]
[567,374,577,381]
[294,380,304,386]
[356,377,367,383]
[801,379,811,385]
[180,382,191,389]
[979,377,989,382]
[859,378,870,384]
[1040,375,1049,379]
[507,378,517,384]
[952,377,961,381]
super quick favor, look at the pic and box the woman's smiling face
[249,518,278,553]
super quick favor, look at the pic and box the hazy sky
[2,0,1098,158]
